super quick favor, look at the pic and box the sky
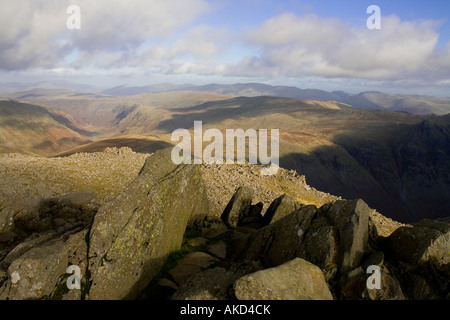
[0,0,450,96]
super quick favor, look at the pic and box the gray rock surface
[262,194,302,225]
[221,187,253,228]
[87,148,209,300]
[171,267,234,300]
[234,258,333,300]
[0,229,88,300]
[320,199,370,274]
[238,205,317,267]
[388,219,450,267]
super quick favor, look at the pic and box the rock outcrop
[1,150,448,301]
[0,228,88,300]
[261,194,302,226]
[221,187,253,228]
[160,187,448,301]
[87,148,209,299]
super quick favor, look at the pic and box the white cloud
[229,13,447,81]
[0,0,210,70]
[1,2,449,94]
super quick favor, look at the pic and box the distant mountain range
[101,83,450,116]
[2,81,449,116]
[0,81,103,95]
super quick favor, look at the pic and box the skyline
[1,0,450,96]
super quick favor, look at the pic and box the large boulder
[261,194,302,226]
[300,215,340,281]
[388,219,450,267]
[221,187,253,228]
[171,267,234,300]
[237,205,317,267]
[0,228,88,300]
[87,148,209,300]
[234,258,333,300]
[320,199,370,274]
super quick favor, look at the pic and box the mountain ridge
[100,82,450,115]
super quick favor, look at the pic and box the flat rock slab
[388,219,450,267]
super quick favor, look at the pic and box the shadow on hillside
[155,96,338,132]
[280,138,450,223]
[54,137,174,157]
[278,146,410,223]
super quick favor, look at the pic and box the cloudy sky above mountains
[1,0,450,96]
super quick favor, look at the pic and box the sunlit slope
[0,100,92,156]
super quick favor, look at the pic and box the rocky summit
[0,147,448,300]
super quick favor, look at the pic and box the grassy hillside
[0,100,93,156]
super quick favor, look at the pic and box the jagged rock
[261,194,302,226]
[388,219,450,267]
[0,229,88,300]
[248,202,263,217]
[320,199,370,274]
[0,232,56,270]
[87,148,209,300]
[221,187,253,228]
[171,267,234,300]
[234,258,333,300]
[300,215,339,281]
[238,205,317,267]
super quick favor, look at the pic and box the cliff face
[335,117,450,222]
[281,114,450,223]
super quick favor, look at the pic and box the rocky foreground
[0,148,448,300]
